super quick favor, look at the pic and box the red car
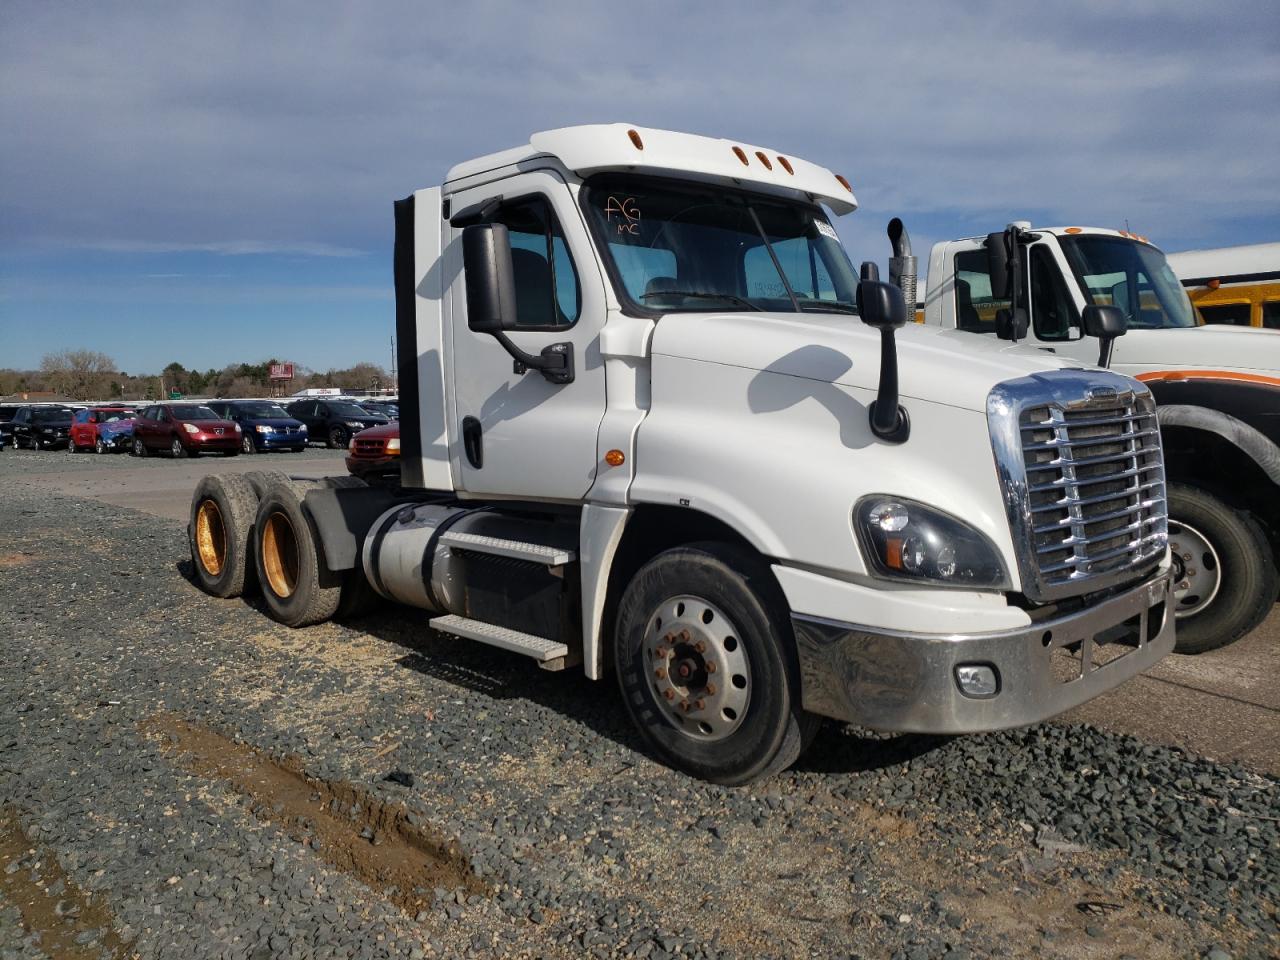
[345,422,400,486]
[132,403,241,458]
[69,406,136,453]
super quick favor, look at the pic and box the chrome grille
[988,371,1168,603]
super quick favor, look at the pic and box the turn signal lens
[605,449,625,466]
[754,151,773,170]
[627,128,644,150]
[777,156,794,175]
[732,146,749,166]
[835,174,852,193]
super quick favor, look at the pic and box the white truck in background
[905,222,1279,652]
[188,125,1174,784]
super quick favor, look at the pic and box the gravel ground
[1,455,1277,959]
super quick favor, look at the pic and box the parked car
[206,400,308,454]
[285,399,388,449]
[11,406,75,449]
[70,406,137,453]
[358,400,400,421]
[131,403,241,458]
[0,404,22,448]
[345,422,401,487]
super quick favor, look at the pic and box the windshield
[329,402,375,418]
[171,405,220,420]
[234,403,290,418]
[1060,236,1197,329]
[584,175,859,314]
[33,408,74,423]
[95,409,135,422]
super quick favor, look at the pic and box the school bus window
[1263,301,1280,330]
[1198,302,1252,326]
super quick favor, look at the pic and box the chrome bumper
[793,569,1173,734]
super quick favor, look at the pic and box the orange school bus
[1166,242,1280,328]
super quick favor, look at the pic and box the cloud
[87,240,367,258]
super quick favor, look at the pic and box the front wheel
[326,426,348,449]
[615,541,816,785]
[95,437,107,454]
[171,437,188,458]
[1167,483,1277,654]
[132,437,147,458]
[241,434,256,455]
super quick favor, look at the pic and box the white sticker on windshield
[814,219,839,241]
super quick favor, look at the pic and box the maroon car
[131,403,241,458]
[345,422,400,486]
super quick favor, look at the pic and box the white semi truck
[908,222,1279,652]
[188,125,1174,784]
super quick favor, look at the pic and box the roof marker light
[1207,278,1221,290]
[835,174,852,193]
[627,128,644,150]
[1064,227,1083,234]
[754,151,773,170]
[732,146,749,166]
[776,156,794,175]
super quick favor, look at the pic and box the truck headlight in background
[855,496,1008,589]
[386,438,400,453]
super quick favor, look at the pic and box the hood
[648,311,1075,412]
[1108,325,1280,378]
[242,417,305,429]
[355,423,399,440]
[188,419,238,432]
[99,419,134,437]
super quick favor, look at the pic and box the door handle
[462,416,483,468]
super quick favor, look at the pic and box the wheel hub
[1168,520,1222,618]
[643,595,750,742]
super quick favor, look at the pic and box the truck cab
[189,126,1176,784]
[923,225,1280,652]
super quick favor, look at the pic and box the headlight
[855,496,1008,589]
[233,423,242,433]
[348,437,357,450]
[347,421,365,428]
[41,428,54,434]
[183,423,199,434]
[256,425,274,433]
[386,438,400,452]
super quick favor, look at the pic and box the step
[429,614,569,663]
[437,530,575,566]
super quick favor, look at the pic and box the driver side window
[1029,246,1080,342]
[489,197,581,329]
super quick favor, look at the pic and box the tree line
[0,350,392,401]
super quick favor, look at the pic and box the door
[13,408,30,446]
[447,170,608,501]
[71,410,91,447]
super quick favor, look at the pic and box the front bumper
[793,568,1173,734]
[254,431,307,448]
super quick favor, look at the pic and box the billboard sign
[269,362,295,381]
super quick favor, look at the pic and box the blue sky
[2,1,1277,374]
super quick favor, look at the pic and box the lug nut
[705,682,716,695]
[655,667,667,680]
[1186,568,1197,577]
[694,641,706,653]
[706,661,717,674]
[655,646,667,658]
[1182,552,1193,561]
[680,700,690,712]
[679,629,691,642]
[694,699,706,711]
[663,689,675,701]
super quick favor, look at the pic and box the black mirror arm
[1098,338,1115,369]
[869,327,910,442]
[491,331,575,385]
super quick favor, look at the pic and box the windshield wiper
[640,290,763,311]
[793,297,859,315]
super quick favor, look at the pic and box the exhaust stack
[887,218,917,318]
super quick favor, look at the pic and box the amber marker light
[1207,278,1221,290]
[835,174,852,193]
[732,146,749,166]
[605,449,626,466]
[627,128,644,150]
[1064,227,1083,234]
[776,156,794,174]
[754,151,773,170]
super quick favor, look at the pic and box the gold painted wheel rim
[261,511,299,599]
[195,499,226,577]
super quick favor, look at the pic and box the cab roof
[443,124,857,215]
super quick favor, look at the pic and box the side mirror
[462,223,517,334]
[856,276,908,331]
[986,231,1010,300]
[460,222,575,385]
[1082,304,1127,368]
[857,263,910,443]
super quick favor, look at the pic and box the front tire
[327,426,348,449]
[1167,483,1277,654]
[132,437,147,458]
[171,437,189,459]
[252,480,342,627]
[95,437,107,454]
[615,541,816,785]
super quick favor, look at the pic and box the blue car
[207,400,308,454]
